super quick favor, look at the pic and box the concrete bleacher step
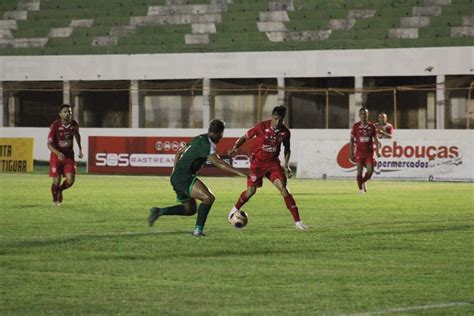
[4,10,28,20]
[451,15,474,37]
[70,19,94,28]
[0,20,17,30]
[191,23,216,34]
[0,37,47,48]
[92,35,117,46]
[17,0,40,11]
[131,14,222,26]
[185,33,209,44]
[259,11,289,22]
[48,27,73,38]
[268,0,294,12]
[413,6,443,17]
[388,28,419,39]
[463,16,474,26]
[110,26,136,37]
[148,3,227,15]
[266,30,331,42]
[0,29,13,39]
[401,16,431,28]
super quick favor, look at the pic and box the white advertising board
[296,130,474,181]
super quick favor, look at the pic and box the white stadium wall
[0,47,473,80]
[1,128,473,181]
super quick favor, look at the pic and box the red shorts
[49,155,76,177]
[248,161,286,188]
[355,153,376,167]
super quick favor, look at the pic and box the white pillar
[436,75,445,129]
[350,76,363,126]
[0,81,3,127]
[130,80,139,128]
[8,94,16,127]
[277,77,285,105]
[63,80,70,105]
[426,92,436,129]
[202,78,211,128]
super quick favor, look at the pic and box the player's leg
[229,185,257,221]
[228,166,262,221]
[189,179,215,237]
[148,175,198,226]
[49,156,62,205]
[362,159,375,192]
[356,162,365,193]
[58,159,77,203]
[270,166,308,230]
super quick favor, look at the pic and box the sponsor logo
[336,141,462,173]
[95,153,175,167]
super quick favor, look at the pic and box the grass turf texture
[0,173,473,315]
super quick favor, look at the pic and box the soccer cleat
[295,221,308,230]
[359,189,366,194]
[53,201,61,206]
[192,230,206,238]
[227,207,238,223]
[148,207,161,227]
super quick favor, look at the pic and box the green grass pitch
[0,173,473,314]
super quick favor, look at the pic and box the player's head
[271,105,287,129]
[58,104,72,123]
[208,119,225,143]
[378,112,387,123]
[359,107,369,123]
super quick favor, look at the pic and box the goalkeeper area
[0,173,472,314]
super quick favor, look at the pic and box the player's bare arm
[377,127,392,139]
[74,132,83,159]
[374,134,381,158]
[208,154,246,177]
[349,134,355,161]
[283,138,292,178]
[230,135,249,155]
[47,140,64,161]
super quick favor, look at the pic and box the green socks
[195,203,212,230]
[159,204,187,216]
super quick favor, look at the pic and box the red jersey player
[227,105,308,230]
[375,112,394,139]
[47,104,83,206]
[350,108,381,194]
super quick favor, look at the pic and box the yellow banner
[0,138,34,173]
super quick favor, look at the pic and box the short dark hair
[59,104,72,112]
[208,119,225,133]
[272,105,287,119]
[359,107,369,113]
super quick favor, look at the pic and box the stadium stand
[0,0,472,55]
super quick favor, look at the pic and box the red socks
[51,184,60,202]
[356,174,363,190]
[363,172,372,182]
[60,180,72,191]
[284,194,300,222]
[235,191,250,210]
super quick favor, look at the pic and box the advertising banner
[88,136,254,175]
[297,131,474,181]
[0,138,34,173]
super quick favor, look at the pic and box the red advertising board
[88,136,254,175]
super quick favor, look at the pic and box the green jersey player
[148,119,246,237]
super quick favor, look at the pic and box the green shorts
[170,173,198,203]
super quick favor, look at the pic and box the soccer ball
[229,210,249,229]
